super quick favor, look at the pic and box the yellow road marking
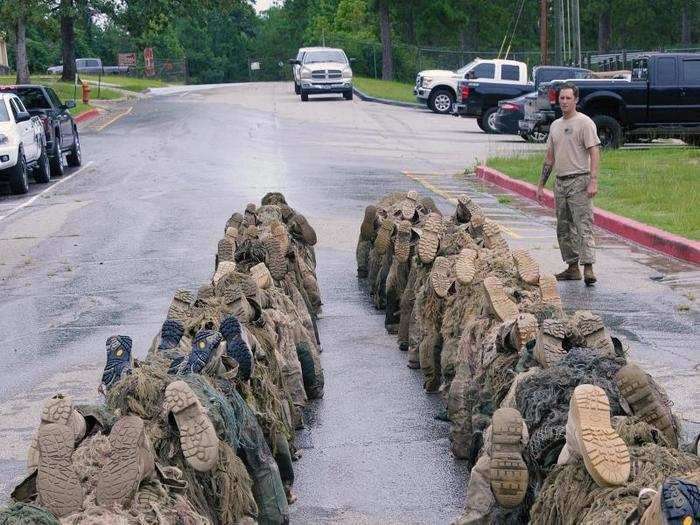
[403,170,523,239]
[95,106,133,132]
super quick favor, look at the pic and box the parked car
[47,57,129,76]
[455,65,592,134]
[0,93,50,194]
[414,58,528,114]
[523,53,700,148]
[0,85,81,177]
[291,47,354,102]
[289,47,313,95]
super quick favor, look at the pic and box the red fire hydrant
[81,81,90,104]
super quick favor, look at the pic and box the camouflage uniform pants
[554,174,596,265]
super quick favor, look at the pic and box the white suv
[292,47,354,102]
[0,93,50,194]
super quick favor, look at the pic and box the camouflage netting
[3,195,324,525]
[354,191,693,524]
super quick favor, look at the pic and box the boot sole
[430,257,453,298]
[483,276,519,322]
[573,311,614,355]
[483,220,510,253]
[616,364,677,447]
[374,220,394,255]
[36,423,83,517]
[95,416,150,507]
[490,408,528,508]
[454,249,477,285]
[533,333,566,368]
[264,237,287,281]
[165,381,219,472]
[418,231,439,264]
[538,274,562,307]
[512,249,540,285]
[661,477,700,524]
[570,385,630,487]
[514,313,538,350]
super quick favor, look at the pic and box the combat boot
[555,263,582,281]
[169,329,223,376]
[533,319,568,368]
[156,319,185,358]
[164,381,220,472]
[454,248,477,285]
[490,407,529,508]
[393,220,412,263]
[100,335,134,393]
[430,256,455,298]
[251,262,273,290]
[220,315,254,381]
[639,477,700,525]
[583,264,597,286]
[538,274,562,309]
[566,384,630,487]
[95,415,156,507]
[407,347,420,369]
[482,276,519,322]
[399,190,419,221]
[374,217,395,255]
[616,363,678,448]
[36,423,84,517]
[167,289,194,323]
[483,219,510,255]
[417,213,442,264]
[571,310,614,355]
[512,249,540,285]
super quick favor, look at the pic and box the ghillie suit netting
[4,195,324,525]
[354,191,692,524]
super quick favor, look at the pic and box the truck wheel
[481,107,499,134]
[9,148,29,194]
[33,144,51,183]
[476,117,488,132]
[343,90,353,100]
[67,130,82,167]
[428,89,454,114]
[294,82,300,95]
[49,139,64,177]
[592,115,623,149]
[301,90,309,102]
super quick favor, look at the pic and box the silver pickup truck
[47,58,130,75]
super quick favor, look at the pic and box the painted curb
[353,86,423,109]
[74,108,101,124]
[475,165,700,265]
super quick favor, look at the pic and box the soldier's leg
[554,178,579,265]
[568,175,596,265]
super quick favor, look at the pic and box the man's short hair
[559,82,579,98]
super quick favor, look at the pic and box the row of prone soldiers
[356,190,700,525]
[3,192,323,525]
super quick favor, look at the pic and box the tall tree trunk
[378,0,393,81]
[597,3,612,53]
[60,0,77,82]
[681,0,691,46]
[15,4,30,84]
[403,0,416,45]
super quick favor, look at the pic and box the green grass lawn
[0,75,121,115]
[486,148,700,240]
[81,74,176,92]
[354,76,416,103]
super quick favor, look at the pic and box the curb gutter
[74,108,102,124]
[475,165,700,265]
[353,86,423,109]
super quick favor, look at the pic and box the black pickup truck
[453,66,591,134]
[522,53,700,148]
[0,84,82,176]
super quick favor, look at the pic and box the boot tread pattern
[95,416,144,506]
[36,424,83,517]
[490,408,528,508]
[661,478,700,523]
[512,249,540,285]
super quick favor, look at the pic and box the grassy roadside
[354,76,416,103]
[0,75,121,115]
[81,74,176,92]
[486,148,700,240]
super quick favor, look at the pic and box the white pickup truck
[414,58,528,114]
[0,93,50,194]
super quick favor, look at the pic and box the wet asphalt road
[0,82,697,522]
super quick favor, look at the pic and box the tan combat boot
[512,249,540,285]
[583,264,597,286]
[490,408,529,508]
[430,256,455,298]
[482,276,519,322]
[533,319,568,368]
[417,213,442,264]
[555,263,582,281]
[571,310,614,355]
[454,248,477,285]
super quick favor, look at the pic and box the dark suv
[0,85,81,176]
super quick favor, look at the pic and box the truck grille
[311,69,343,80]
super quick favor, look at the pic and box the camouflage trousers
[554,174,596,265]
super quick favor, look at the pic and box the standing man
[537,82,600,286]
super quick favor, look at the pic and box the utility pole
[540,0,548,65]
[572,0,581,66]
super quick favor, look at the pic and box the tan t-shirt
[546,112,600,177]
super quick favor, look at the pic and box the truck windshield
[15,87,51,110]
[455,60,478,75]
[0,100,9,122]
[303,50,347,64]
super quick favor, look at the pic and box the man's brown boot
[555,263,582,281]
[583,264,597,286]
